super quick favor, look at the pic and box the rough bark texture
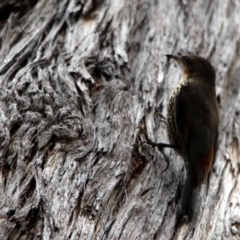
[0,0,239,239]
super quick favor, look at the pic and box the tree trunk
[0,0,239,239]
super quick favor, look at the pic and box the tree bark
[0,0,240,239]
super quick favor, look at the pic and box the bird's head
[165,54,216,84]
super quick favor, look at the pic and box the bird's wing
[174,82,217,187]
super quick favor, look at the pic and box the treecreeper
[166,54,219,220]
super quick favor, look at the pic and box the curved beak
[165,54,181,61]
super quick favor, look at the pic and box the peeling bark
[0,0,240,239]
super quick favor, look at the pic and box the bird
[165,54,219,220]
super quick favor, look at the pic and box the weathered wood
[0,0,239,239]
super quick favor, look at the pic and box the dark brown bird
[166,54,219,220]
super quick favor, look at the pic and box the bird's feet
[137,127,176,172]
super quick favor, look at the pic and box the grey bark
[0,0,239,239]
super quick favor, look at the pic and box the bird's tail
[181,171,199,221]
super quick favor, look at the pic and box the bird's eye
[183,56,191,63]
